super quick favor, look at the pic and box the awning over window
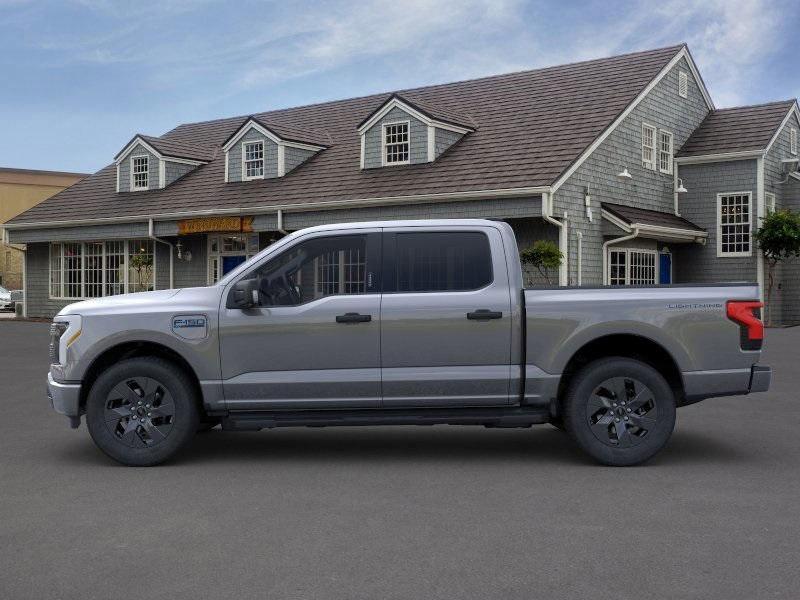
[601,203,707,243]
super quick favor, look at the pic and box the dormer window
[383,122,410,165]
[131,156,149,190]
[243,141,265,179]
[358,94,473,169]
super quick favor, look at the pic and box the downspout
[602,228,639,285]
[673,160,681,216]
[277,209,288,235]
[541,192,568,286]
[576,231,583,286]
[756,156,766,304]
[148,219,174,289]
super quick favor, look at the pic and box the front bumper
[47,373,82,423]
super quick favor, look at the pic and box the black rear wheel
[563,357,676,466]
[86,357,200,466]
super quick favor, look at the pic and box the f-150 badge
[172,315,208,340]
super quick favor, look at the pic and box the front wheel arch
[79,341,204,416]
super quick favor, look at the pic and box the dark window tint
[251,235,369,306]
[394,232,492,292]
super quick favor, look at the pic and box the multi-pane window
[243,141,264,179]
[608,249,657,285]
[678,70,688,98]
[383,122,410,165]
[105,240,126,296]
[49,240,154,299]
[659,130,674,174]
[131,156,149,190]
[84,242,104,298]
[128,239,154,293]
[791,128,798,155]
[718,193,752,256]
[766,192,776,214]
[642,123,656,170]
[609,250,627,285]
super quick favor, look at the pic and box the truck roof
[290,218,505,236]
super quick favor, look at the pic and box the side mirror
[227,278,260,309]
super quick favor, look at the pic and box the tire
[562,357,676,466]
[549,418,566,432]
[85,357,200,466]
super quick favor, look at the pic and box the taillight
[726,300,764,351]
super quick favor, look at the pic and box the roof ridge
[712,99,798,112]
[167,44,686,133]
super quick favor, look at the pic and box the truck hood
[58,289,185,316]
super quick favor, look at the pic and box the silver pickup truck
[47,219,771,466]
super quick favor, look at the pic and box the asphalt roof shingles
[12,45,688,225]
[603,202,705,232]
[677,100,797,157]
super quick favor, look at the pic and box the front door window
[208,233,259,284]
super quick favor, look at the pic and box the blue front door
[659,253,672,284]
[222,255,247,276]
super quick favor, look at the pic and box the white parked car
[0,285,15,311]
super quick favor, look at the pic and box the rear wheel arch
[555,334,686,413]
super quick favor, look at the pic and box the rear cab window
[383,231,493,293]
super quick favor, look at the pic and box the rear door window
[384,231,493,293]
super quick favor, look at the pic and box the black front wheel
[85,357,200,466]
[563,358,676,466]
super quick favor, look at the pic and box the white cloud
[237,0,527,89]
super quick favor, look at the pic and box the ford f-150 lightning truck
[46,219,771,466]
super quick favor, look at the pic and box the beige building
[0,168,87,289]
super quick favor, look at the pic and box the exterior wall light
[616,167,633,181]
[676,178,688,194]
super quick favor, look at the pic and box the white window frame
[607,248,658,286]
[678,70,688,99]
[242,140,265,180]
[48,240,155,300]
[790,127,798,155]
[642,122,656,170]
[717,192,753,258]
[659,130,674,174]
[130,155,149,191]
[382,120,411,166]
[766,192,776,214]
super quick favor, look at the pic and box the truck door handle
[336,312,372,323]
[467,309,503,320]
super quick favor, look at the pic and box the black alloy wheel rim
[586,377,658,448]
[104,377,175,448]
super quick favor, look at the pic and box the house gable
[222,118,327,182]
[357,95,473,169]
[553,52,711,285]
[116,141,159,193]
[115,135,209,192]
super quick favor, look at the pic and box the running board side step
[222,406,551,431]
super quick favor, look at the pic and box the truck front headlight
[49,315,82,366]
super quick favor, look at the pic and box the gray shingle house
[5,44,800,323]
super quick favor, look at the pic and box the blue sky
[1,0,798,173]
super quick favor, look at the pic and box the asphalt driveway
[1,320,798,599]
